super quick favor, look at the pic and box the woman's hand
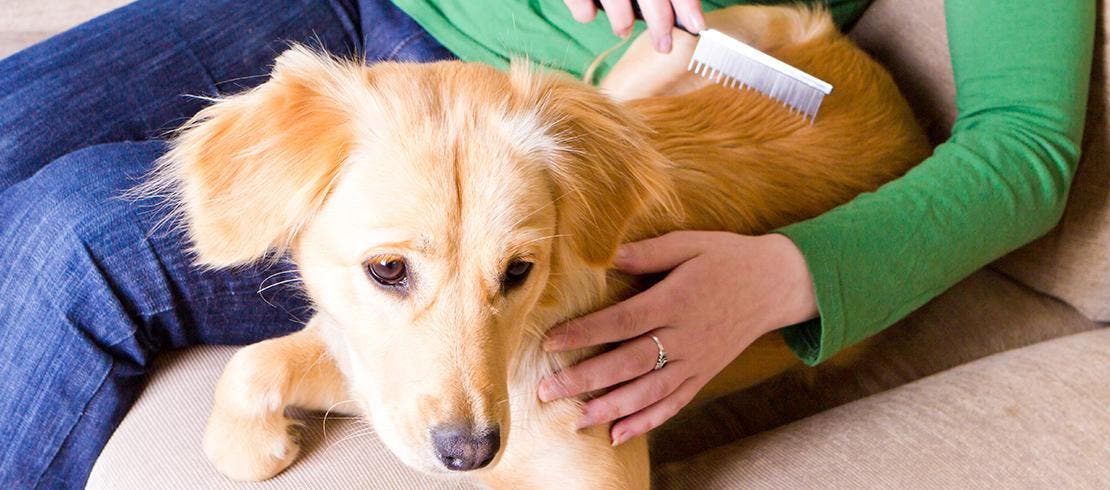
[537,231,818,445]
[562,0,706,53]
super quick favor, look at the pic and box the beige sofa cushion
[654,327,1110,488]
[850,0,1110,322]
[651,269,1102,465]
[87,346,471,490]
[0,0,131,58]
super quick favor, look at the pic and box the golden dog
[139,5,928,488]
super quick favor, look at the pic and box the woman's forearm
[776,0,1096,365]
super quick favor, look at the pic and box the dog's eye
[366,255,408,288]
[502,260,533,292]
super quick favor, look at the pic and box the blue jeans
[0,1,453,487]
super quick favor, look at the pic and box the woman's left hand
[537,231,818,445]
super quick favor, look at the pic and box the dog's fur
[139,5,929,488]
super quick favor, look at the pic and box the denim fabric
[0,1,453,487]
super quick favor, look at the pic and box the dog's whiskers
[257,277,304,294]
[212,73,273,87]
[321,399,360,443]
[258,269,299,287]
[329,426,378,448]
[254,269,307,319]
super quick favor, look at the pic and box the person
[0,0,1092,487]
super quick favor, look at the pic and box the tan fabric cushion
[653,328,1110,488]
[87,346,472,489]
[848,0,956,144]
[849,0,1110,322]
[651,269,1101,465]
[0,0,132,58]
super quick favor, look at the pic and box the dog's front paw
[203,410,302,481]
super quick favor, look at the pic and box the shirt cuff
[773,225,848,366]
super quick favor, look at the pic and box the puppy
[139,5,929,488]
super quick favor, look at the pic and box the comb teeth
[688,29,833,122]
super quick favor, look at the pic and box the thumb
[614,231,703,274]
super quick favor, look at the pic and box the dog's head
[149,47,672,474]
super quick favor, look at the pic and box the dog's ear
[143,46,362,267]
[509,64,676,266]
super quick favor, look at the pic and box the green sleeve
[390,0,871,80]
[776,0,1096,365]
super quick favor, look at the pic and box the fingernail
[687,13,706,33]
[655,33,672,53]
[616,26,633,39]
[576,411,594,430]
[611,429,627,446]
[537,381,554,402]
[542,332,561,352]
[614,245,630,264]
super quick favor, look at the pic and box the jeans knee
[0,141,172,359]
[1,139,306,352]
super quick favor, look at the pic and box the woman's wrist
[760,233,819,333]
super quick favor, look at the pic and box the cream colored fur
[138,5,929,489]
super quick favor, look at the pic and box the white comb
[688,29,833,122]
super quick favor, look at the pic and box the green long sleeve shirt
[390,0,1095,365]
[391,0,871,80]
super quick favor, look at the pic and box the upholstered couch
[5,0,1107,487]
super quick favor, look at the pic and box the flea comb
[590,2,833,121]
[688,29,832,121]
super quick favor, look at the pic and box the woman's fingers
[576,361,691,429]
[562,0,598,23]
[614,231,705,275]
[610,375,701,445]
[671,0,705,33]
[637,0,675,52]
[544,232,716,352]
[537,334,662,402]
[599,0,635,37]
[562,1,704,50]
[543,283,672,352]
[535,232,810,444]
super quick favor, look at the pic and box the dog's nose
[430,424,501,471]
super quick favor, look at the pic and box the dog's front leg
[203,319,347,481]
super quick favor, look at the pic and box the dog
[138,4,929,488]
